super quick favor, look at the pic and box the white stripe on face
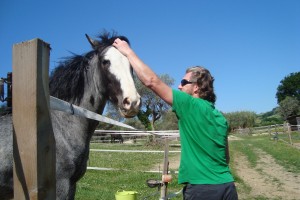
[104,47,141,116]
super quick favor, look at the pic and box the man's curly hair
[186,66,216,104]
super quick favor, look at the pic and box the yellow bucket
[115,190,138,200]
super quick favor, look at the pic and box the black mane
[96,31,130,47]
[49,53,90,104]
[49,32,129,104]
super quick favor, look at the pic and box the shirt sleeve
[172,89,193,118]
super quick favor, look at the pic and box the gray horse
[0,32,141,199]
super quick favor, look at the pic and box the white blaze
[104,47,141,112]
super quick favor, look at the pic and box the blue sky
[1,0,299,113]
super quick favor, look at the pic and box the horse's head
[86,33,141,118]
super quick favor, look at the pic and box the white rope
[94,129,179,137]
[49,96,181,136]
[86,167,178,174]
[49,96,136,130]
[90,149,181,153]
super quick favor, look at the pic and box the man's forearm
[126,51,159,88]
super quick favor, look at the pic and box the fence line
[92,130,180,143]
[94,129,179,137]
[93,124,300,143]
[90,149,181,153]
[86,166,179,174]
[95,125,300,137]
[88,125,300,174]
[234,124,300,134]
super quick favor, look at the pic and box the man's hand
[113,38,133,57]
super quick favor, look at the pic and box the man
[113,38,238,200]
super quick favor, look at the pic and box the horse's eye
[102,60,110,66]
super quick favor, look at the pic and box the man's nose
[178,84,182,90]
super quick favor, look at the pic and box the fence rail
[94,129,179,136]
[92,122,300,147]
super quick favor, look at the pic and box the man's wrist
[126,49,135,58]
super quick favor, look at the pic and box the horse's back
[0,112,87,200]
[0,114,13,199]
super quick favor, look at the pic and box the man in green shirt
[113,38,238,200]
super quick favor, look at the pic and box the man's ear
[193,84,199,95]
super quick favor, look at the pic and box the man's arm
[113,38,173,105]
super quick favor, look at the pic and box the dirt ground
[164,136,300,200]
[234,147,300,200]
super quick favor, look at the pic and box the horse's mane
[49,32,129,104]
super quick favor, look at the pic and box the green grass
[76,170,182,200]
[88,143,181,171]
[90,142,181,151]
[76,142,182,200]
[89,151,164,171]
[230,133,300,173]
[76,134,300,199]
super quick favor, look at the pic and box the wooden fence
[91,130,180,143]
[234,123,300,145]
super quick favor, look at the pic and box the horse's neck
[80,90,107,115]
[51,95,107,148]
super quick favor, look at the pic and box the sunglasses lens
[181,79,189,86]
[181,79,196,86]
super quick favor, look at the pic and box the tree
[256,108,284,126]
[155,109,178,130]
[135,74,175,131]
[123,117,145,130]
[97,102,125,130]
[223,111,257,132]
[276,72,300,103]
[276,96,300,121]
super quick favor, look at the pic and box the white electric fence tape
[49,96,136,130]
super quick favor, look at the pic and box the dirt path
[234,148,300,200]
[151,138,300,200]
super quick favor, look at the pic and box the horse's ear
[85,34,100,49]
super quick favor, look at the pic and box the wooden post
[297,117,300,138]
[13,39,56,199]
[287,123,293,145]
[160,138,169,200]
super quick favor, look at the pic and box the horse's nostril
[123,97,131,107]
[121,97,141,117]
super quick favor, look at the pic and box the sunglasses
[181,79,195,86]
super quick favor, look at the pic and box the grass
[76,133,300,199]
[230,132,300,173]
[76,170,182,200]
[89,142,181,152]
[88,143,181,171]
[76,142,182,200]
[228,154,252,196]
[228,132,300,199]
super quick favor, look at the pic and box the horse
[0,32,141,199]
[111,134,124,143]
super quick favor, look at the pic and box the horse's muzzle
[119,97,141,118]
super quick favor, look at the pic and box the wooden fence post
[160,138,169,200]
[287,123,293,145]
[12,38,56,199]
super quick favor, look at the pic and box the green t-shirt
[172,89,234,184]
